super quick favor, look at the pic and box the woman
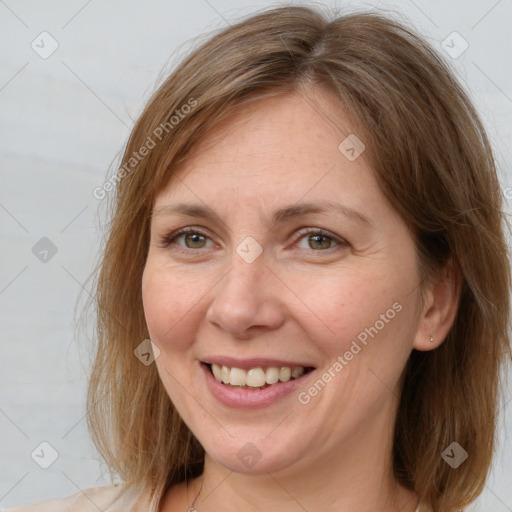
[9,4,510,512]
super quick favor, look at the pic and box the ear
[413,259,462,351]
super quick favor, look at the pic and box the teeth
[246,368,266,387]
[265,367,279,384]
[291,367,305,379]
[229,367,246,386]
[279,366,291,382]
[212,363,223,381]
[210,363,309,388]
[221,365,230,384]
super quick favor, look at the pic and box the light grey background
[1,0,511,509]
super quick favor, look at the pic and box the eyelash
[159,226,348,254]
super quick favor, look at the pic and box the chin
[200,433,304,475]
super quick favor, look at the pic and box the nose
[205,253,285,339]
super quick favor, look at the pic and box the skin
[142,86,460,512]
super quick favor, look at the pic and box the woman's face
[142,88,427,476]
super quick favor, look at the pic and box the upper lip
[201,356,315,370]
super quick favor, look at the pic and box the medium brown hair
[86,5,511,511]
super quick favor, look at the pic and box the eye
[159,227,215,251]
[159,226,348,254]
[294,228,347,252]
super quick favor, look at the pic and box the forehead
[154,89,379,213]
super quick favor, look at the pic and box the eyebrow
[153,201,372,228]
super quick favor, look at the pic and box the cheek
[289,268,375,326]
[141,264,207,351]
[288,264,416,357]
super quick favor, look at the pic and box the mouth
[202,362,316,390]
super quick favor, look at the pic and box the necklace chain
[189,476,204,511]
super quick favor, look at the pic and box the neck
[187,406,418,512]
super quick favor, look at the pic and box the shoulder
[3,482,152,512]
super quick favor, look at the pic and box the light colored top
[2,483,157,512]
[2,484,427,511]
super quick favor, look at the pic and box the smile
[200,359,316,409]
[207,363,315,389]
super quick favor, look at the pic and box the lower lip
[200,362,314,409]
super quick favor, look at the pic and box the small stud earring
[430,335,435,343]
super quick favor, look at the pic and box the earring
[429,335,435,343]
